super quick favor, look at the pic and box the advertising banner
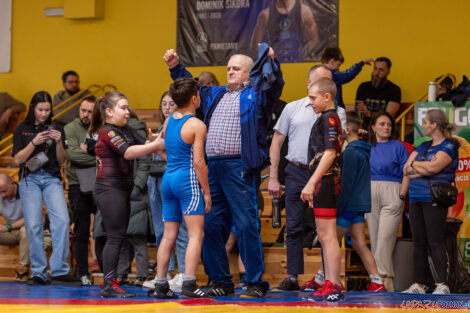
[176,0,338,66]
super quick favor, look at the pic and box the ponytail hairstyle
[23,91,53,125]
[89,91,127,136]
[426,109,460,147]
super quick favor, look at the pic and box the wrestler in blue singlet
[162,114,204,222]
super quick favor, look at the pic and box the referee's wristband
[6,223,12,232]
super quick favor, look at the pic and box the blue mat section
[0,282,469,306]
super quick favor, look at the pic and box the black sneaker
[240,284,267,298]
[205,281,235,297]
[100,280,136,298]
[27,276,48,285]
[148,281,178,299]
[181,280,210,298]
[272,277,300,291]
[51,274,82,286]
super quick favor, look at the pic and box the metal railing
[395,74,456,141]
[0,84,117,177]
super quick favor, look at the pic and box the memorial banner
[176,0,338,66]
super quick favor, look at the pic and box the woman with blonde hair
[403,109,459,294]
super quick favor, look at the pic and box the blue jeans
[202,158,265,286]
[19,169,70,280]
[148,175,188,272]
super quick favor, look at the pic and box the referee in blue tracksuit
[163,43,284,298]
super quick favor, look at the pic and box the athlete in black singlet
[90,91,163,298]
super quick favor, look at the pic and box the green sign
[414,101,470,145]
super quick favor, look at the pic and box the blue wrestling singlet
[162,114,204,222]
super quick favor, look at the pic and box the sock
[287,274,298,281]
[370,274,383,284]
[183,275,196,281]
[315,269,324,285]
[156,277,167,284]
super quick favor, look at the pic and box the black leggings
[409,201,448,284]
[93,183,131,282]
[69,185,97,276]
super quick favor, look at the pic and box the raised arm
[164,49,193,80]
[333,60,372,85]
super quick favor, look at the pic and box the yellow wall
[0,0,469,109]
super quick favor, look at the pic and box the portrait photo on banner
[176,0,338,66]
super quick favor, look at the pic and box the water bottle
[428,82,436,102]
[272,197,281,228]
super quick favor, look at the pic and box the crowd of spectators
[0,43,464,300]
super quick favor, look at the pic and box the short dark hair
[346,111,361,133]
[81,96,96,105]
[169,78,199,108]
[62,70,79,82]
[321,46,344,64]
[375,57,392,69]
[437,76,454,91]
[23,91,53,125]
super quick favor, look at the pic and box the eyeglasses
[66,80,80,84]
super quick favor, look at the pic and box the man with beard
[53,71,89,128]
[355,57,401,130]
[64,96,97,285]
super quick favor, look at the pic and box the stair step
[0,156,16,167]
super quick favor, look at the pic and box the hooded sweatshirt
[337,139,372,214]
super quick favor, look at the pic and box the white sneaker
[142,273,172,289]
[432,283,450,294]
[80,275,92,286]
[403,283,426,294]
[168,273,184,292]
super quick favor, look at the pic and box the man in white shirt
[269,65,345,291]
